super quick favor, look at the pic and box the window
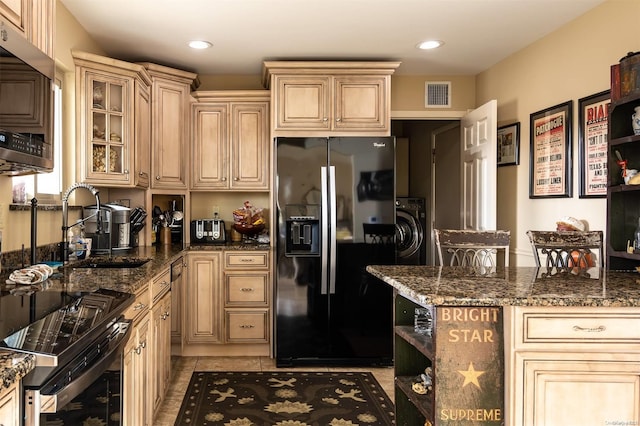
[12,77,63,203]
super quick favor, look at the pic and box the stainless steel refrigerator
[274,136,396,366]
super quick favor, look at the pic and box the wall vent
[425,81,451,108]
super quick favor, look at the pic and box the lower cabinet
[122,266,172,426]
[123,308,151,426]
[185,252,223,344]
[506,306,640,426]
[183,250,270,356]
[0,381,19,426]
[151,286,172,416]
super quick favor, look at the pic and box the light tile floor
[153,356,395,426]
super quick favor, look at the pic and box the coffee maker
[84,203,131,254]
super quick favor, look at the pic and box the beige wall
[477,0,638,265]
[391,75,476,115]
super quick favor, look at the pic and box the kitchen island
[367,265,640,426]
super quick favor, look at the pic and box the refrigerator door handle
[329,166,337,294]
[321,166,329,295]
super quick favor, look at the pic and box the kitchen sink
[65,257,152,269]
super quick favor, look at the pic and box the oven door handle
[25,319,132,416]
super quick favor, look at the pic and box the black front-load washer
[395,197,426,265]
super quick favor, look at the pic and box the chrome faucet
[61,182,101,262]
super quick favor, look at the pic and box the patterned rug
[174,371,395,425]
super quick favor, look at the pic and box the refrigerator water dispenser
[286,215,319,256]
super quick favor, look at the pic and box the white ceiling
[60,0,605,77]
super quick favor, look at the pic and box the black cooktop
[0,285,133,362]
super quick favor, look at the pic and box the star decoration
[457,362,485,389]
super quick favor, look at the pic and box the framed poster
[497,122,520,166]
[578,90,610,198]
[529,101,573,198]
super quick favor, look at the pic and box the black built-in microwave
[0,20,55,175]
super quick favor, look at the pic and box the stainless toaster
[191,219,227,244]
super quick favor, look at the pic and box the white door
[460,100,497,230]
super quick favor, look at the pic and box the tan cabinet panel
[0,0,27,38]
[0,381,19,426]
[191,91,269,191]
[264,61,400,137]
[225,309,269,343]
[225,272,268,306]
[144,63,197,190]
[185,252,222,343]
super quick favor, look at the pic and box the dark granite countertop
[367,265,640,308]
[0,242,271,390]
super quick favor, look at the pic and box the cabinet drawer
[124,286,150,324]
[150,268,171,303]
[224,251,268,269]
[225,309,269,342]
[517,307,640,346]
[225,272,268,306]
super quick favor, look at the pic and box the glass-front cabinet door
[89,77,127,178]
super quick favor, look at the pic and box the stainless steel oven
[0,285,133,426]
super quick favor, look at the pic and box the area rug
[174,371,395,425]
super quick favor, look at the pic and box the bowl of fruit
[232,200,266,236]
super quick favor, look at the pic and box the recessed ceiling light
[417,40,443,50]
[188,40,212,49]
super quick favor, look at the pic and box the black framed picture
[529,100,573,198]
[497,122,520,166]
[578,90,610,198]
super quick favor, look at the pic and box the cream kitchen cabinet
[122,284,152,426]
[263,61,400,136]
[185,252,223,345]
[0,380,19,426]
[223,251,270,347]
[183,250,271,357]
[141,63,197,190]
[30,0,54,58]
[73,51,152,188]
[191,91,270,191]
[151,287,171,417]
[0,0,28,39]
[506,306,640,426]
[0,0,54,58]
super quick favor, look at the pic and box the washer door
[396,209,423,259]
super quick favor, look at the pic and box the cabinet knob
[234,177,239,181]
[124,169,129,174]
[156,176,161,180]
[323,117,328,122]
[221,177,227,182]
[336,117,341,122]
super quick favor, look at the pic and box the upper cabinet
[30,0,54,58]
[0,0,28,39]
[263,61,400,137]
[73,51,152,188]
[0,0,55,58]
[191,91,270,191]
[141,63,198,190]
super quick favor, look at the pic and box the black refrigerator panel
[275,136,395,366]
